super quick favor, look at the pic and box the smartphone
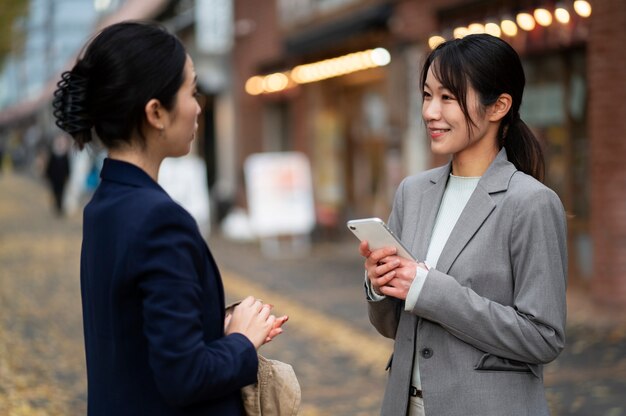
[347,217,416,261]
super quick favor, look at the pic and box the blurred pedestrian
[44,134,71,215]
[0,130,5,175]
[358,34,567,416]
[53,21,287,416]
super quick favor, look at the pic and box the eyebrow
[424,81,448,91]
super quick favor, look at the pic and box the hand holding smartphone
[347,217,416,261]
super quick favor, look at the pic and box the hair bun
[52,70,93,143]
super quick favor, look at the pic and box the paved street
[1,172,625,415]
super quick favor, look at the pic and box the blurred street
[1,171,625,416]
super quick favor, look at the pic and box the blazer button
[421,348,433,359]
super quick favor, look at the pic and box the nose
[422,98,441,122]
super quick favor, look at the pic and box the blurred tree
[0,0,29,67]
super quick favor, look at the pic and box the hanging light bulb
[453,26,469,39]
[533,8,553,26]
[245,76,264,95]
[516,12,536,31]
[467,23,485,34]
[485,22,502,37]
[574,0,592,17]
[554,4,571,24]
[500,19,518,37]
[428,35,446,50]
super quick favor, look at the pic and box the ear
[488,93,513,122]
[144,98,167,131]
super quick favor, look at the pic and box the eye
[442,94,456,101]
[422,91,432,99]
[193,89,201,98]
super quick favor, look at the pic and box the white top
[406,173,480,389]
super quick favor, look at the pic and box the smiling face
[163,55,201,157]
[422,65,499,166]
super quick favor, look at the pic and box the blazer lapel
[435,149,517,274]
[411,165,450,262]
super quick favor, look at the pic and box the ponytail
[498,114,545,182]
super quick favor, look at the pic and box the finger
[372,270,396,287]
[258,304,272,320]
[268,327,283,339]
[251,299,264,313]
[375,259,400,275]
[273,315,288,329]
[358,240,371,257]
[369,246,398,263]
[240,295,256,307]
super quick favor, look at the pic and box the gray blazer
[368,149,567,416]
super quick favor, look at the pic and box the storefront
[240,2,399,228]
[233,0,626,299]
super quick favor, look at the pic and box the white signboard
[244,152,315,238]
[196,0,233,54]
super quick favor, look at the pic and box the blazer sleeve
[411,185,568,365]
[131,200,258,406]
[367,179,406,340]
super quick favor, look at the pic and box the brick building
[231,0,626,307]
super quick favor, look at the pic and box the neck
[451,145,499,177]
[108,145,163,181]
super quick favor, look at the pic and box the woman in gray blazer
[359,34,567,416]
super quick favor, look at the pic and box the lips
[428,127,450,139]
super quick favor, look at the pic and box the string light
[516,12,536,31]
[467,23,485,34]
[246,48,391,94]
[574,0,592,18]
[555,5,571,24]
[428,35,446,50]
[533,8,553,26]
[500,19,518,37]
[484,22,502,37]
[425,2,592,52]
[453,26,469,39]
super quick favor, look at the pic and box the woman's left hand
[378,257,423,300]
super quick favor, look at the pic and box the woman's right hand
[359,240,401,296]
[225,296,276,349]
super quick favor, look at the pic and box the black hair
[420,34,545,181]
[53,21,187,150]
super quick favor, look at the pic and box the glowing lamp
[574,0,592,17]
[516,12,536,31]
[533,8,553,26]
[500,19,518,37]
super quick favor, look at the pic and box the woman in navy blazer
[53,21,287,415]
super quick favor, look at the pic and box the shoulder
[508,171,561,204]
[505,171,565,220]
[399,165,448,192]
[141,191,196,229]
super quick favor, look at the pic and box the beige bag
[241,354,301,416]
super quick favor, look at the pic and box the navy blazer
[80,158,258,415]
